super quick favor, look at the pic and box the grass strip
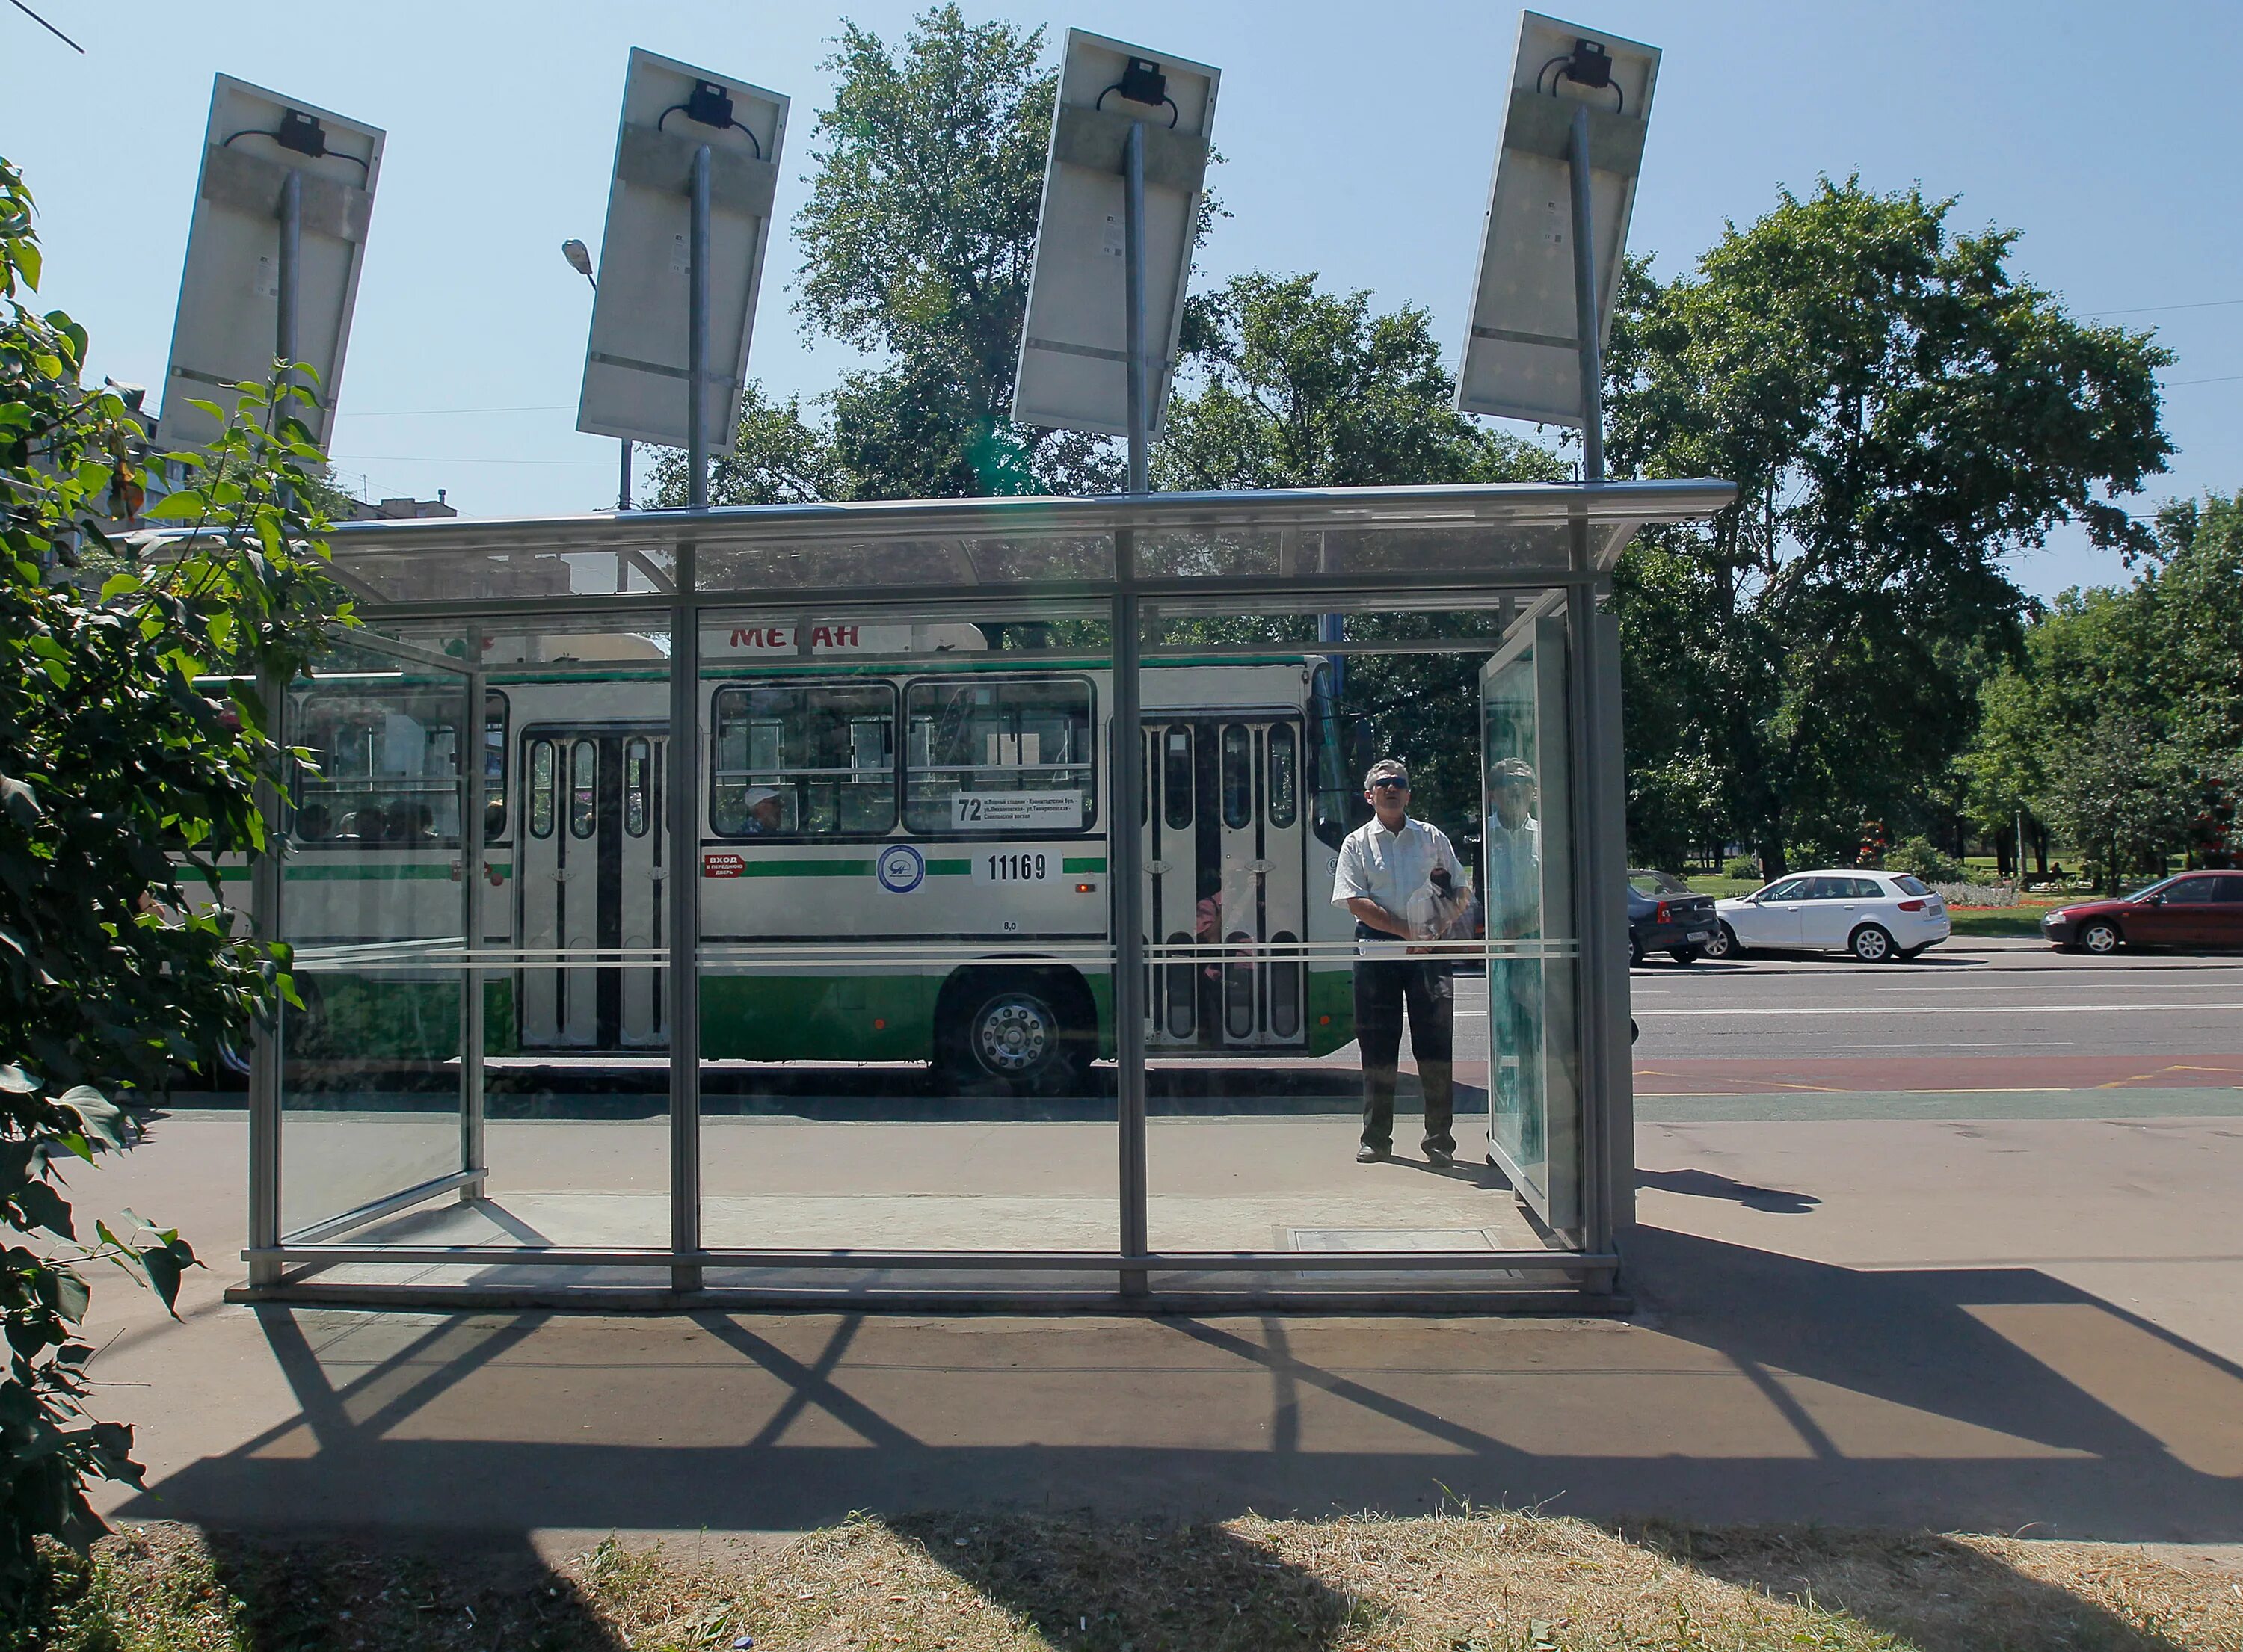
[15,1509,2240,1651]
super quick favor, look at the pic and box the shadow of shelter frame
[234,479,1733,1309]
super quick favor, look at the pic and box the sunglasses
[1370,779,1409,792]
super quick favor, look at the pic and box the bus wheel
[939,973,1086,1094]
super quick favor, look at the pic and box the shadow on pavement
[1637,1167,1821,1213]
[119,1230,2243,1550]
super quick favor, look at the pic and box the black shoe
[1356,1143,1386,1162]
[1425,1147,1455,1168]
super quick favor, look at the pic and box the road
[1627,941,2243,1117]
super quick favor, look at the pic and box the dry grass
[19,1509,2243,1652]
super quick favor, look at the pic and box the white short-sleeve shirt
[1331,816,1465,924]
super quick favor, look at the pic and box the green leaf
[139,1237,199,1315]
[145,491,212,521]
[57,1087,125,1150]
[0,1063,34,1094]
[13,1179,75,1241]
[99,572,143,600]
[0,773,36,824]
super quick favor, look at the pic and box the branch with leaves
[1,152,348,1602]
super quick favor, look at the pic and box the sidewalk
[83,1106,2243,1547]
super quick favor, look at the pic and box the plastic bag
[1405,868,1477,952]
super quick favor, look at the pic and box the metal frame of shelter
[235,476,1733,1312]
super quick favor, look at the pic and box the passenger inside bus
[739,785,785,834]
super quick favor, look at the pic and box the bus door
[1142,715,1308,1051]
[517,726,668,1050]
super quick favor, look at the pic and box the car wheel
[1668,946,1702,965]
[1701,922,1744,960]
[1629,936,1646,968]
[2078,919,2123,956]
[1850,924,1896,963]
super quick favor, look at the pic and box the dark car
[1628,869,1718,966]
[2040,869,2243,954]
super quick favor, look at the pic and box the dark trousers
[1353,954,1456,1153]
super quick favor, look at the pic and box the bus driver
[739,786,784,834]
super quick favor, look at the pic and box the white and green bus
[276,620,1363,1090]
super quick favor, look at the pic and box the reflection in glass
[1478,620,1578,1231]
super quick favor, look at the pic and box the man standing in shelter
[1332,758,1464,1166]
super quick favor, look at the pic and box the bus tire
[935,967,1092,1095]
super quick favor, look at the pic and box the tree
[0,156,339,1599]
[648,4,1118,507]
[1606,180,2173,872]
[1157,272,1567,840]
[1963,496,2243,884]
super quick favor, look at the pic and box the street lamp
[561,238,632,511]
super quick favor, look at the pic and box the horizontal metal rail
[246,1243,1615,1274]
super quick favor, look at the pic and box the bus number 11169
[983,852,1050,882]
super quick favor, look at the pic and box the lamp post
[561,238,632,511]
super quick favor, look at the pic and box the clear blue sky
[12,0,2242,597]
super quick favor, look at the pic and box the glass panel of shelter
[1133,597,1578,1268]
[692,607,1122,1268]
[276,618,683,1268]
[273,637,479,1241]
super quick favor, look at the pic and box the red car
[2040,869,2243,954]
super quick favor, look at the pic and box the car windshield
[1628,870,1692,896]
[2125,876,2179,901]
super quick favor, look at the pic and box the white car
[1702,869,1951,963]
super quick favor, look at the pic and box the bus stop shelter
[235,478,1733,1310]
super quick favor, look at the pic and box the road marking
[1633,1002,2243,1017]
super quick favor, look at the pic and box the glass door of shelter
[1478,616,1581,1234]
[1142,715,1310,1052]
[517,726,669,1050]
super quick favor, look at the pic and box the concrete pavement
[80,1101,2243,1546]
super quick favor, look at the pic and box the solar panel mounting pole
[671,141,714,1294]
[1565,96,1617,1267]
[1122,119,1149,495]
[275,169,301,395]
[687,144,712,511]
[1567,104,1604,484]
[1112,114,1152,1293]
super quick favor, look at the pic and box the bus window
[569,740,597,839]
[1162,727,1192,830]
[711,683,896,836]
[1267,724,1298,828]
[483,692,509,841]
[1220,724,1252,829]
[624,737,650,837]
[905,678,1095,833]
[292,679,469,845]
[528,740,555,839]
[1308,662,1355,850]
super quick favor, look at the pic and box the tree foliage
[0,155,341,1597]
[650,4,1116,506]
[1963,496,2243,887]
[1607,179,2173,871]
[1158,273,1566,842]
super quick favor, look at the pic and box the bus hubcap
[976,995,1051,1073]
